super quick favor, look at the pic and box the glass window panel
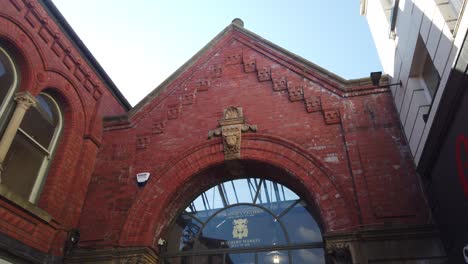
[36,95,56,124]
[0,62,14,100]
[220,179,261,205]
[422,56,440,97]
[191,196,208,212]
[280,186,298,201]
[166,213,204,254]
[220,183,231,205]
[271,200,296,218]
[224,181,238,205]
[200,205,287,249]
[226,253,254,264]
[0,55,6,76]
[0,47,17,135]
[258,251,289,264]
[19,94,59,148]
[188,186,224,222]
[205,185,226,209]
[0,48,15,103]
[255,179,266,204]
[247,179,260,203]
[179,216,202,252]
[261,180,272,204]
[165,178,324,262]
[254,180,299,216]
[268,181,280,203]
[280,201,322,243]
[0,99,15,137]
[185,208,213,224]
[167,214,188,254]
[2,132,46,200]
[290,249,325,264]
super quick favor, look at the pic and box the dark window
[0,46,18,134]
[2,93,63,203]
[409,35,441,100]
[422,55,440,98]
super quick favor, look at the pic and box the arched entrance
[162,174,326,263]
[119,135,358,254]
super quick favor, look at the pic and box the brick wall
[79,27,429,250]
[0,0,126,257]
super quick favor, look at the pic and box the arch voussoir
[119,134,358,248]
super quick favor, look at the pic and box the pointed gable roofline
[127,19,388,120]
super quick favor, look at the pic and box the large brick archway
[118,133,359,248]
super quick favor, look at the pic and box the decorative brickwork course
[79,24,429,252]
[0,1,431,261]
[0,0,127,257]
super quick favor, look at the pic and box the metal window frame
[165,178,325,263]
[26,93,63,203]
[0,47,19,133]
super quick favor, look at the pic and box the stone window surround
[0,91,53,223]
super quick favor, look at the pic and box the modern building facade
[361,0,468,262]
[0,0,450,263]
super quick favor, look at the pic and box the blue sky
[52,0,382,106]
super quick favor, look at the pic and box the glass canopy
[164,178,325,264]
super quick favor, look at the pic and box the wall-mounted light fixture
[370,71,402,88]
[264,251,285,264]
[64,229,80,255]
[157,238,167,253]
[158,238,166,246]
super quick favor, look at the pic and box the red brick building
[0,0,446,263]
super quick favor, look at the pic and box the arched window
[2,93,63,203]
[0,46,18,134]
[163,178,325,264]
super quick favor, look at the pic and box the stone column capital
[14,91,37,110]
[0,92,37,181]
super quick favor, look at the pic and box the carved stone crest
[222,125,241,159]
[208,107,257,160]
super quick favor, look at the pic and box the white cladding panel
[362,0,467,164]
